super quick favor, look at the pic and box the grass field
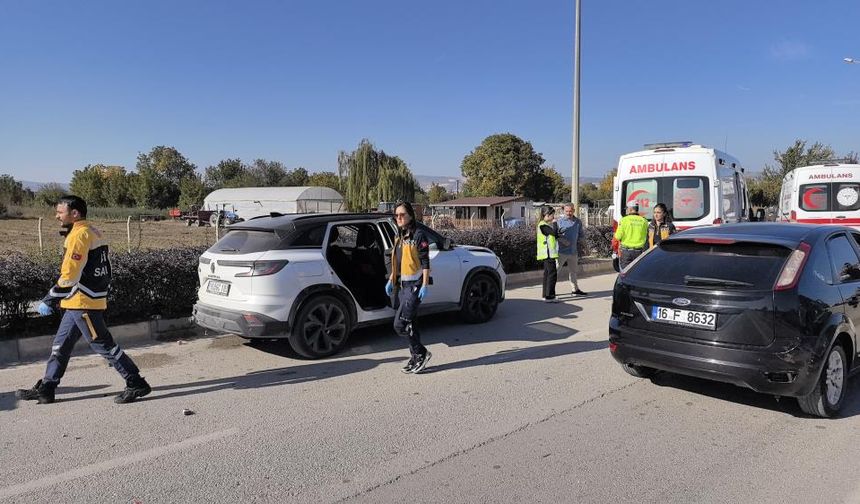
[0,216,219,255]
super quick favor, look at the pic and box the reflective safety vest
[536,223,559,260]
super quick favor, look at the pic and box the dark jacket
[648,219,676,248]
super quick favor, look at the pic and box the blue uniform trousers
[44,309,140,385]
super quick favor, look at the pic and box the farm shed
[203,186,344,220]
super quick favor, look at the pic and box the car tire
[289,295,352,359]
[798,344,848,418]
[460,273,500,324]
[621,363,658,379]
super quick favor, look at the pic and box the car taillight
[790,210,797,222]
[693,237,736,244]
[235,260,290,277]
[609,342,618,353]
[712,218,723,225]
[774,242,811,291]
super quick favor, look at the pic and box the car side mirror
[442,237,452,250]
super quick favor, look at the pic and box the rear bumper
[193,303,289,338]
[608,315,818,397]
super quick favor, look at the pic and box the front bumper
[609,315,819,397]
[193,303,289,338]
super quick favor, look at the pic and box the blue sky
[0,0,858,184]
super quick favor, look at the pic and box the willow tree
[338,139,417,211]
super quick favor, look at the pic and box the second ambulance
[778,161,860,228]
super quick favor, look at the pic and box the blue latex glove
[385,280,394,296]
[37,302,53,316]
[418,285,428,301]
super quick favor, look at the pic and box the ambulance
[612,142,751,230]
[777,161,860,228]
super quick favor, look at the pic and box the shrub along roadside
[0,226,613,339]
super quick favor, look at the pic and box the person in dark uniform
[15,195,151,404]
[386,202,433,374]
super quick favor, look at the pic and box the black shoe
[15,379,56,404]
[401,356,418,374]
[573,289,588,296]
[410,351,432,374]
[114,375,151,404]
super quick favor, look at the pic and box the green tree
[69,165,107,207]
[338,139,417,211]
[34,183,67,207]
[204,158,247,189]
[0,174,30,205]
[101,166,133,206]
[249,159,287,186]
[307,171,342,192]
[427,183,450,204]
[460,133,546,199]
[178,173,207,209]
[751,139,855,207]
[282,167,309,186]
[134,146,197,207]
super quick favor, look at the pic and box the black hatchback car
[609,223,860,417]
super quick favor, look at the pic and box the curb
[505,258,615,288]
[0,317,205,369]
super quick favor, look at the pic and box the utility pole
[571,0,581,208]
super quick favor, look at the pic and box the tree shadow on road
[422,339,608,374]
[251,297,599,362]
[55,356,404,404]
[648,372,860,419]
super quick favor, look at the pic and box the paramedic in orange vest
[15,195,151,405]
[386,202,433,374]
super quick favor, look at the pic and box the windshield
[621,177,709,221]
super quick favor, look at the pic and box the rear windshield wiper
[683,275,754,288]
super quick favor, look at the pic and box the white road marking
[0,429,239,500]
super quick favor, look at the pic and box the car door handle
[836,216,847,219]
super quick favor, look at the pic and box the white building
[203,186,344,219]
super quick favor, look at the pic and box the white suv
[192,213,506,358]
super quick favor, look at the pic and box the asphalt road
[2,272,860,504]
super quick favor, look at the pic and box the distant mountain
[415,175,465,193]
[21,180,69,192]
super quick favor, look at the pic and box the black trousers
[620,247,644,270]
[542,258,557,299]
[393,280,427,358]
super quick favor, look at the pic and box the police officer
[15,195,151,404]
[614,202,649,270]
[536,205,560,302]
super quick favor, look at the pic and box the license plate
[206,280,231,296]
[651,305,716,330]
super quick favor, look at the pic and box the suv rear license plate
[651,305,715,330]
[207,280,231,296]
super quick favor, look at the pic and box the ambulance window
[721,176,738,220]
[834,183,860,211]
[673,178,706,219]
[799,184,830,212]
[622,179,658,219]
